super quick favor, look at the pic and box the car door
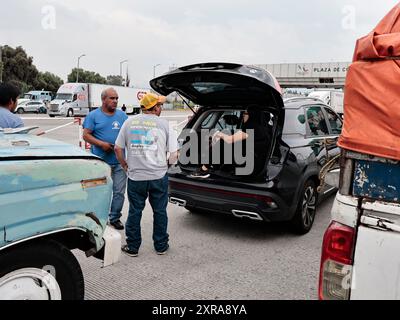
[304,104,334,164]
[322,106,343,158]
[305,105,343,193]
[25,102,35,112]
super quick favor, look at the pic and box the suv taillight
[319,221,356,300]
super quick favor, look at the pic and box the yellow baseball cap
[140,93,167,110]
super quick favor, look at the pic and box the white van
[23,90,53,103]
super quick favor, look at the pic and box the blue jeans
[109,164,127,223]
[125,174,169,252]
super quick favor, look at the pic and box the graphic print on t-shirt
[129,119,160,156]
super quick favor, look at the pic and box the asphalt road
[21,111,334,300]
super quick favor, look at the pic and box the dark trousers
[125,174,169,252]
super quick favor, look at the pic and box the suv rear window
[193,82,234,94]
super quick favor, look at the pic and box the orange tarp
[338,3,400,160]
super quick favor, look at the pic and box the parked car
[15,101,48,114]
[0,127,121,300]
[150,63,342,234]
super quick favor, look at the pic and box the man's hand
[114,145,128,172]
[83,129,114,153]
[100,142,114,153]
[121,162,128,172]
[211,131,223,145]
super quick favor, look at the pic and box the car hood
[0,133,98,160]
[150,62,284,110]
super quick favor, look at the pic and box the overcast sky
[1,0,398,88]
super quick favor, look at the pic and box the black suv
[150,63,342,234]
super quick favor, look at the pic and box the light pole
[120,60,128,85]
[76,54,86,83]
[153,64,161,78]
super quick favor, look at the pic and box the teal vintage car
[0,127,121,300]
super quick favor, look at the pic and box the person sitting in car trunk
[190,107,271,179]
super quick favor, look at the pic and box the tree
[0,61,3,82]
[1,45,39,87]
[34,72,64,93]
[106,75,123,86]
[67,68,107,84]
[0,45,64,94]
[8,79,30,94]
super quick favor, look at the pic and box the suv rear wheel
[0,239,84,300]
[291,180,318,235]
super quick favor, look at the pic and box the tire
[0,239,84,300]
[49,115,55,118]
[17,108,24,114]
[67,109,74,117]
[291,180,318,235]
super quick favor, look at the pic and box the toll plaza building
[255,62,351,89]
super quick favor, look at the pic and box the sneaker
[190,169,210,179]
[121,245,138,257]
[156,245,169,255]
[109,220,124,230]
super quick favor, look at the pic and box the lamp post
[153,64,161,78]
[76,54,86,83]
[120,60,128,85]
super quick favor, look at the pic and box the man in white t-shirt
[115,93,178,257]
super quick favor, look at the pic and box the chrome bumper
[102,226,121,267]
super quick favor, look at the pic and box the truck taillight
[319,222,356,300]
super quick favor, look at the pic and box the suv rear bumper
[169,178,295,222]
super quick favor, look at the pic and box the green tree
[1,45,39,88]
[0,45,64,95]
[0,61,3,82]
[68,68,107,84]
[8,79,30,94]
[34,72,64,93]
[106,75,123,86]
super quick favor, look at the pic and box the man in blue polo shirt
[0,83,24,129]
[83,87,128,230]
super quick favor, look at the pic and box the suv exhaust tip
[169,197,187,207]
[232,210,263,221]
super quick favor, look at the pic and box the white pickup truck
[318,3,400,300]
[319,150,400,300]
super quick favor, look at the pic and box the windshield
[55,93,73,100]
[23,94,32,99]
